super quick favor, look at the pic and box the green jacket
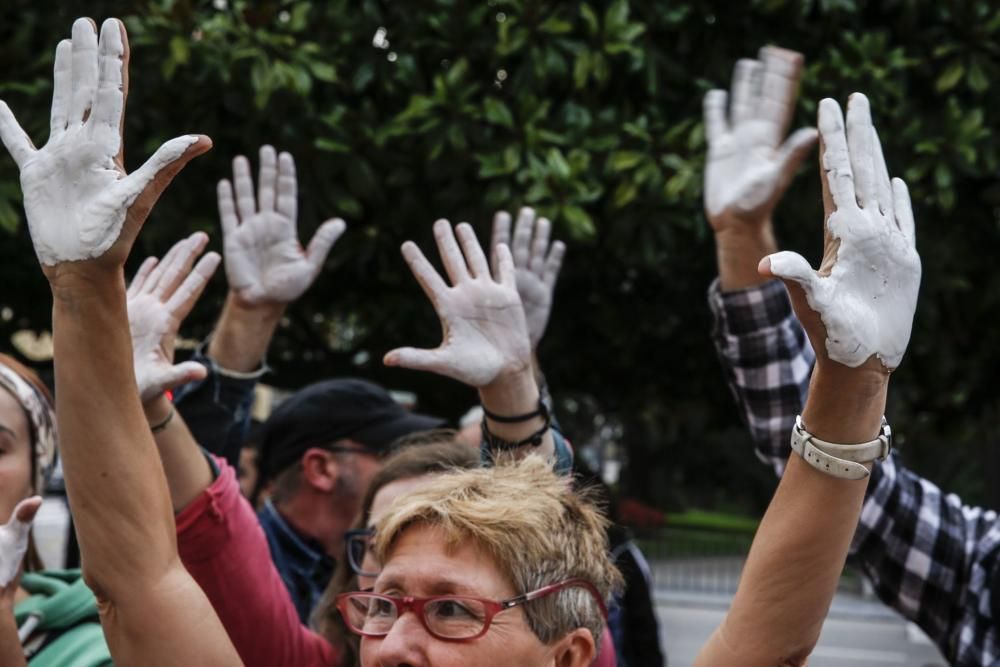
[14,570,112,666]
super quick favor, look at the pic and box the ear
[550,628,596,667]
[300,447,338,493]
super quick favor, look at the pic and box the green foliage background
[2,0,1000,514]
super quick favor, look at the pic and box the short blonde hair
[373,456,623,648]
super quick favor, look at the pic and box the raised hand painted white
[218,145,346,305]
[704,46,817,222]
[128,232,220,402]
[0,497,42,587]
[0,18,198,266]
[491,207,566,348]
[385,220,531,388]
[767,94,921,370]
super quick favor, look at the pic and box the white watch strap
[790,416,891,481]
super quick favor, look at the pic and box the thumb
[11,496,42,526]
[118,135,213,234]
[383,347,448,374]
[761,252,828,343]
[152,361,207,398]
[774,127,818,196]
[306,218,347,274]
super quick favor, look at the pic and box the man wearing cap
[253,377,443,622]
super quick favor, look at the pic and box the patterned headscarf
[0,363,57,492]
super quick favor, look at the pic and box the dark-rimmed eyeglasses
[345,528,378,578]
[336,578,607,642]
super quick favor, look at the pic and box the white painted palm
[218,145,345,305]
[767,95,921,370]
[490,207,565,349]
[127,233,220,402]
[385,220,532,388]
[703,46,817,225]
[0,19,198,266]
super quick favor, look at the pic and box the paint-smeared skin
[703,46,818,221]
[127,233,220,402]
[0,18,198,266]
[218,145,346,306]
[768,95,921,370]
[490,207,565,349]
[0,498,40,587]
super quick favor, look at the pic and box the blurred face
[358,474,437,590]
[359,524,554,667]
[0,387,34,521]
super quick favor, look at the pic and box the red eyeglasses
[336,578,607,642]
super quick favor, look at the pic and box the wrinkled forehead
[376,523,516,599]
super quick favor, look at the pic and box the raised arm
[0,497,41,667]
[384,220,555,460]
[695,93,921,666]
[174,146,345,463]
[0,17,239,665]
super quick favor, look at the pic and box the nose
[371,608,428,667]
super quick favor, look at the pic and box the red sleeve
[176,456,340,667]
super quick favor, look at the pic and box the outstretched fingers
[383,346,448,374]
[871,128,894,221]
[276,151,298,221]
[0,102,35,168]
[703,89,729,145]
[892,178,916,245]
[511,207,535,267]
[433,219,471,285]
[165,251,221,318]
[455,223,491,279]
[69,18,99,126]
[401,240,450,307]
[528,216,551,276]
[232,155,257,221]
[127,256,159,298]
[116,134,209,224]
[49,40,73,140]
[543,240,566,289]
[305,218,347,275]
[258,145,277,212]
[89,19,126,159]
[756,46,803,146]
[730,59,761,126]
[217,179,239,237]
[493,242,517,290]
[817,98,855,213]
[846,93,876,209]
[490,210,512,270]
[774,127,818,195]
[150,232,209,298]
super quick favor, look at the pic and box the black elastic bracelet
[482,399,548,424]
[480,401,552,451]
[150,405,175,433]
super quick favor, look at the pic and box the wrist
[144,393,173,427]
[478,366,538,417]
[48,265,127,305]
[225,291,286,321]
[715,224,779,291]
[803,364,889,443]
[206,292,284,372]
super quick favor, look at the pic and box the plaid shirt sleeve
[707,277,814,476]
[708,277,1000,665]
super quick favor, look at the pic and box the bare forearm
[701,367,888,665]
[715,225,778,292]
[145,395,215,512]
[206,293,283,373]
[52,275,178,597]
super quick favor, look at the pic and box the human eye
[362,595,396,619]
[429,598,482,620]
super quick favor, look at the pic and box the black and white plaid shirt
[708,278,1000,667]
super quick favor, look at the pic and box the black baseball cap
[257,378,446,485]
